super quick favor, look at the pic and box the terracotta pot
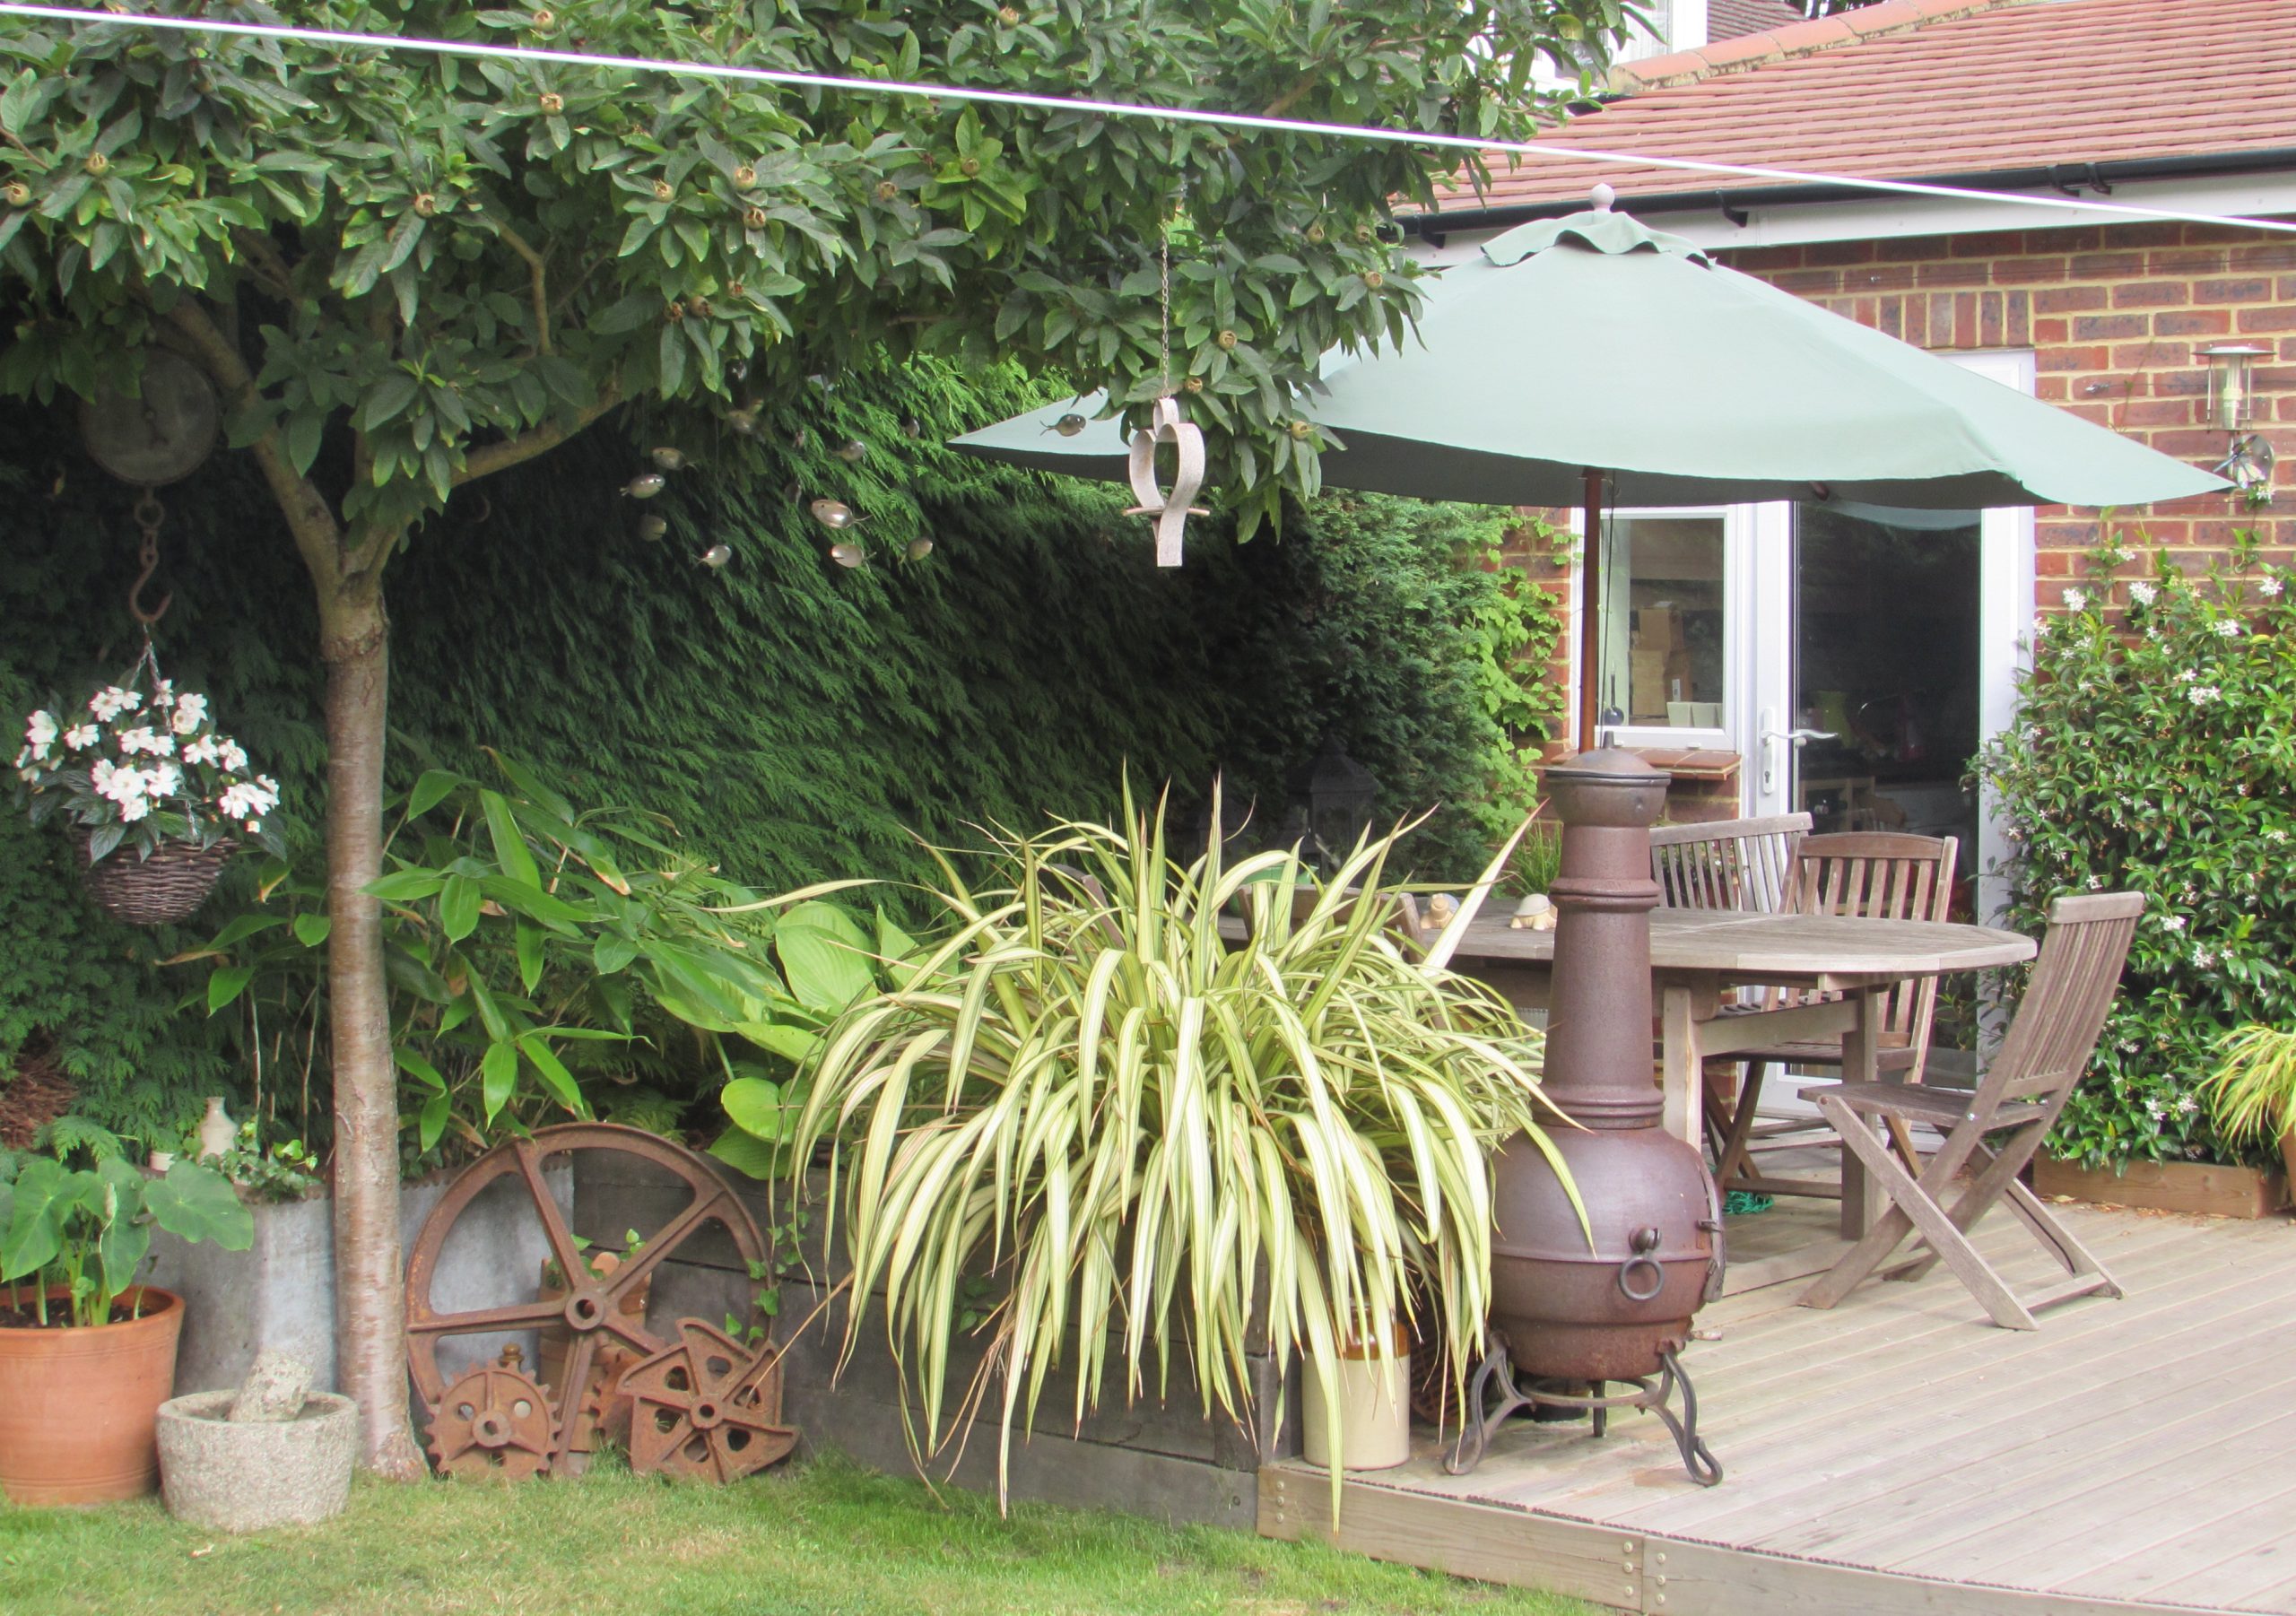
[2280,1124,2296,1196]
[0,1284,184,1504]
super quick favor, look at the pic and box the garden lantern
[2202,343,2268,432]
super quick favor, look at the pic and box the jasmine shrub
[1978,538,2296,1169]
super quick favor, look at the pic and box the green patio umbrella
[954,198,2227,746]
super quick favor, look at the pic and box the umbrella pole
[1578,467,1604,752]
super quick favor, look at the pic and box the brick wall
[1716,218,2296,606]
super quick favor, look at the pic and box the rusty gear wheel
[404,1124,770,1477]
[426,1363,556,1480]
[622,1317,798,1483]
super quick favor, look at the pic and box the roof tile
[1430,0,2296,220]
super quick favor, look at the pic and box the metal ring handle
[1618,1253,1665,1302]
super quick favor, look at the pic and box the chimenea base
[1443,1344,1721,1487]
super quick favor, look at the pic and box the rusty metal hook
[128,490,171,627]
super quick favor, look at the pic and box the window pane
[1597,516,1727,730]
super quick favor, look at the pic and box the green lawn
[0,1452,1594,1616]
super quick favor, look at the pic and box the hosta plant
[774,788,1570,1515]
[0,1146,252,1328]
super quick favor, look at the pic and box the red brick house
[1407,0,2295,906]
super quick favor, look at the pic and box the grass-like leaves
[789,788,1572,1518]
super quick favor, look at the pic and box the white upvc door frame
[1560,352,2038,903]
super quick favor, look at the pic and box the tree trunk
[319,579,423,1479]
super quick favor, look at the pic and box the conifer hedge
[0,358,1555,1147]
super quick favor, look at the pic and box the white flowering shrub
[1978,539,2296,1169]
[14,662,283,865]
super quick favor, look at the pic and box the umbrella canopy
[954,202,2226,740]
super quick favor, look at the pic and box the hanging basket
[80,837,234,926]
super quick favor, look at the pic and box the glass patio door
[1591,355,2034,925]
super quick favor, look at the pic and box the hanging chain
[1158,213,1172,399]
[127,490,172,627]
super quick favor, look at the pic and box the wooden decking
[1262,1194,2296,1615]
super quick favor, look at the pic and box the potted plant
[0,1147,255,1503]
[2205,1026,2296,1187]
[14,651,284,925]
[758,785,1561,1516]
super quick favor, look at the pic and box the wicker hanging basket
[80,837,234,927]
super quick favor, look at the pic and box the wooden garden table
[1429,908,2037,1239]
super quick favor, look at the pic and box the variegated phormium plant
[780,788,1574,1516]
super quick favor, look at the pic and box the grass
[0,1451,1596,1616]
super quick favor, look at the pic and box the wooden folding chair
[1798,891,2144,1330]
[1649,812,1810,915]
[1708,832,1959,1201]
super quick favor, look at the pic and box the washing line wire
[2,2,2293,239]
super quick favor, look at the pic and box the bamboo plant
[779,786,1575,1515]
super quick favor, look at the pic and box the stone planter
[142,1160,572,1395]
[2033,1152,2290,1220]
[156,1389,357,1530]
[0,1285,183,1504]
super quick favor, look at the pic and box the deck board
[1265,1199,2296,1616]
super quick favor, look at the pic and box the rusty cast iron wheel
[426,1362,556,1480]
[622,1316,798,1483]
[404,1123,769,1476]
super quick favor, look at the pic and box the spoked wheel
[404,1123,769,1477]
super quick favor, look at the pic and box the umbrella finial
[1590,182,1617,213]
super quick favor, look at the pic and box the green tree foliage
[1977,542,2296,1169]
[0,0,1623,528]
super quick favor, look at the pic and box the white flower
[2063,586,2089,612]
[148,680,174,709]
[2178,1095,2200,1115]
[170,693,207,735]
[2263,577,2284,598]
[87,686,141,721]
[2269,829,2290,844]
[2187,684,2222,707]
[2144,1098,2166,1120]
[218,740,248,773]
[2129,580,2158,606]
[22,710,57,759]
[2086,874,2104,889]
[142,762,183,799]
[62,724,99,752]
[2178,669,2197,682]
[116,725,175,757]
[91,758,146,804]
[2193,947,2218,969]
[118,795,151,822]
[2161,915,2187,933]
[2214,620,2241,639]
[182,734,222,768]
[216,778,278,822]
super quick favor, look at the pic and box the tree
[0,0,1622,1473]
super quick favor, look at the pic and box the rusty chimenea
[1450,748,1723,1484]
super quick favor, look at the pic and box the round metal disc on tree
[77,351,220,487]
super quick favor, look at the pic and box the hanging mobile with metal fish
[1122,195,1207,568]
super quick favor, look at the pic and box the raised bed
[2032,1153,2290,1221]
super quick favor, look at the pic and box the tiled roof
[1426,0,2296,222]
[1704,0,1807,45]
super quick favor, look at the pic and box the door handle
[1757,710,1837,796]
